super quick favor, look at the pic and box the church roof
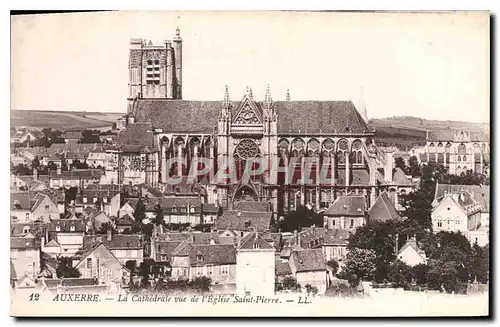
[133,100,371,134]
[368,191,402,222]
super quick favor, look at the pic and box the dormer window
[23,226,30,234]
[103,197,108,203]
[93,197,98,203]
[244,221,251,228]
[190,206,195,213]
[196,254,203,262]
[70,225,75,232]
[55,225,61,232]
[83,197,88,204]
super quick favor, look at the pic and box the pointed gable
[232,96,263,125]
[368,192,402,222]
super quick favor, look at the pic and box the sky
[11,11,490,123]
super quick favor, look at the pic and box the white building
[397,237,427,267]
[236,232,275,296]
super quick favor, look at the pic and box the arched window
[307,139,320,157]
[456,166,462,175]
[458,156,461,162]
[351,139,363,164]
[458,143,467,154]
[23,226,30,234]
[462,166,467,172]
[337,139,348,164]
[278,139,289,157]
[462,155,467,161]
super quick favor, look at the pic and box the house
[214,210,272,238]
[368,191,402,223]
[39,252,58,278]
[47,218,86,256]
[151,231,220,263]
[434,183,490,228]
[236,232,275,296]
[11,235,41,280]
[397,237,427,267]
[115,214,135,233]
[431,189,483,245]
[10,191,59,223]
[202,203,219,224]
[11,129,43,146]
[49,169,103,189]
[87,145,108,168]
[11,222,46,238]
[284,227,350,263]
[289,248,328,294]
[170,242,237,287]
[88,211,114,232]
[77,184,121,217]
[74,242,131,289]
[42,239,63,258]
[123,197,203,226]
[323,194,366,230]
[11,173,50,192]
[83,232,144,266]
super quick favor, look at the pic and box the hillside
[10,110,124,131]
[369,116,490,151]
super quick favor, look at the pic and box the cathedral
[118,28,390,216]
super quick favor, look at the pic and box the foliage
[138,258,155,287]
[97,222,116,235]
[410,263,430,285]
[468,243,489,284]
[132,198,147,234]
[395,157,408,174]
[408,155,421,177]
[164,223,192,232]
[70,160,89,170]
[153,203,164,227]
[193,224,213,232]
[386,260,412,287]
[304,284,318,296]
[278,205,324,233]
[341,248,377,282]
[56,256,82,278]
[11,164,32,176]
[426,259,467,294]
[325,282,359,297]
[275,276,301,292]
[326,259,339,275]
[79,129,101,144]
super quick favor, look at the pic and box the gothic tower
[127,28,183,117]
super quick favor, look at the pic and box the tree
[132,198,146,233]
[395,157,408,174]
[31,156,40,171]
[326,259,339,275]
[387,260,412,287]
[97,222,116,235]
[276,276,301,292]
[153,203,164,227]
[411,263,430,285]
[278,205,323,233]
[468,243,489,284]
[341,248,377,283]
[408,155,421,177]
[189,276,212,292]
[56,256,81,278]
[304,284,318,296]
[80,129,101,144]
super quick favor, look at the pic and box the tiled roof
[427,130,489,142]
[234,201,270,212]
[162,177,204,195]
[134,99,371,134]
[285,228,350,248]
[290,248,326,272]
[117,122,157,151]
[10,192,32,210]
[44,239,61,248]
[10,260,17,280]
[275,260,292,276]
[392,168,413,186]
[115,214,135,226]
[10,236,40,249]
[48,219,86,232]
[434,184,490,213]
[83,234,143,250]
[202,203,219,214]
[49,169,103,180]
[368,192,402,222]
[63,131,82,140]
[155,240,184,262]
[126,197,202,213]
[398,238,426,258]
[324,194,365,217]
[180,244,237,266]
[237,232,274,250]
[11,223,41,236]
[215,210,272,232]
[154,232,220,245]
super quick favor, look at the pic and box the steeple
[245,86,253,100]
[358,86,368,123]
[223,85,231,109]
[264,84,273,109]
[174,26,182,41]
[285,88,291,102]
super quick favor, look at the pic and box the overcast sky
[11,11,489,123]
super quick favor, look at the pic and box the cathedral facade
[119,28,385,216]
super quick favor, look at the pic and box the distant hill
[369,116,490,151]
[10,110,124,131]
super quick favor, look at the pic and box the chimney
[294,229,298,245]
[385,152,394,183]
[33,167,38,181]
[106,227,112,242]
[57,166,62,175]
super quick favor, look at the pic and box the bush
[304,284,318,296]
[276,276,301,292]
[325,283,359,297]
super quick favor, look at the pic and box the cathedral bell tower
[127,28,183,120]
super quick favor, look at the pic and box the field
[10,110,124,131]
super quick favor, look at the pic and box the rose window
[235,139,260,159]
